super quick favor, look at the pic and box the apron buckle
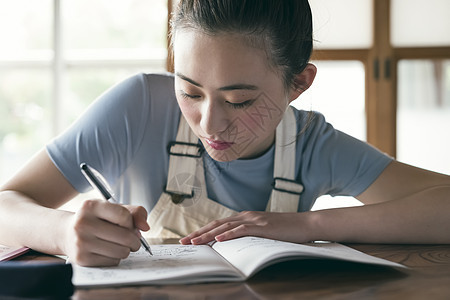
[164,188,195,204]
[168,141,203,158]
[272,177,304,195]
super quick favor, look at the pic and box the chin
[203,147,241,162]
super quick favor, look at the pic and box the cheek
[237,113,263,135]
[242,95,286,133]
[177,97,200,126]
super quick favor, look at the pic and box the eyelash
[180,92,201,100]
[227,100,254,109]
[179,91,254,109]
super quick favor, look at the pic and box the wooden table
[15,242,450,299]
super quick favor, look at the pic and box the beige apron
[146,106,304,238]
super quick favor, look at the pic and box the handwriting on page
[72,244,233,286]
[77,246,200,280]
[0,245,11,253]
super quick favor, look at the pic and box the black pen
[80,163,153,256]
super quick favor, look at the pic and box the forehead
[173,29,278,87]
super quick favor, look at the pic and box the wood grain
[15,242,450,299]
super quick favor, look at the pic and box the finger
[70,250,121,267]
[71,232,132,266]
[186,211,267,244]
[180,215,242,244]
[179,221,226,245]
[125,205,150,231]
[215,224,258,242]
[85,254,121,267]
[81,199,134,230]
[190,221,244,245]
[92,220,141,251]
[89,237,133,260]
[74,200,141,250]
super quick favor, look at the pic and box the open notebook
[72,236,405,287]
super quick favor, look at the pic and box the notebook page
[212,237,405,277]
[72,244,241,287]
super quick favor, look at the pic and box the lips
[204,138,234,150]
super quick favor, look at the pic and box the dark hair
[170,0,313,90]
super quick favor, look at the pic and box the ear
[288,63,317,103]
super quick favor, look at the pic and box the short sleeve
[46,73,151,193]
[296,111,393,207]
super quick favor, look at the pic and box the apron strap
[167,109,303,212]
[266,106,303,212]
[165,115,202,202]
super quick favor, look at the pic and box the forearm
[0,190,73,255]
[311,186,450,244]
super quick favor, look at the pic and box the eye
[227,99,255,109]
[179,91,201,99]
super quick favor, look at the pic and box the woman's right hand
[63,199,148,267]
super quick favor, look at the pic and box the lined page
[212,237,405,277]
[72,244,241,287]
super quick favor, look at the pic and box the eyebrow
[176,72,259,91]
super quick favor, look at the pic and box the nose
[200,98,229,137]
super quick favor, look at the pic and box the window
[292,60,366,141]
[0,0,168,183]
[298,0,373,209]
[397,59,450,175]
[307,0,450,210]
[1,0,448,208]
[391,0,450,175]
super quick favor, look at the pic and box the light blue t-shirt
[46,73,392,212]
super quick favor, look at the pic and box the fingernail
[191,237,201,244]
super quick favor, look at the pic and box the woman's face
[173,30,291,162]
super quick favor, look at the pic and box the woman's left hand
[179,211,313,245]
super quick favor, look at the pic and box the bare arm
[0,149,78,253]
[181,161,450,245]
[323,160,450,244]
[0,149,149,266]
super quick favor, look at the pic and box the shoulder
[142,72,174,86]
[45,73,179,193]
[139,72,177,110]
[290,106,389,161]
[94,72,178,122]
[290,106,393,198]
[290,107,333,144]
[109,72,175,101]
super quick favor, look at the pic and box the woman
[1,0,449,267]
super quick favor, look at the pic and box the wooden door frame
[313,0,450,157]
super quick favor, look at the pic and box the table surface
[15,241,450,299]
